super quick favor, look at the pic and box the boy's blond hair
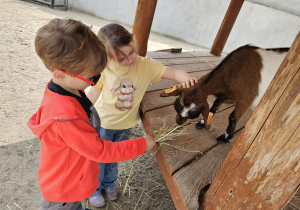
[35,18,107,75]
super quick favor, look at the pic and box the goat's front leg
[196,98,223,130]
[210,97,224,114]
[195,103,210,130]
[217,110,236,143]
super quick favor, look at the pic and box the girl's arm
[87,87,102,104]
[162,67,198,88]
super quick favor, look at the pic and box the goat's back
[204,45,262,104]
[204,45,287,108]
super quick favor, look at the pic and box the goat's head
[160,87,205,125]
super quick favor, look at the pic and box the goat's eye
[122,85,126,88]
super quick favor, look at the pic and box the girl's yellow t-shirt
[93,56,168,130]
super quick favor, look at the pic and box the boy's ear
[53,69,66,81]
[160,87,182,97]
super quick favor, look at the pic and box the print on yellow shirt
[110,78,138,111]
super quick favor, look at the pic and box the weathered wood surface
[204,32,300,209]
[141,51,255,209]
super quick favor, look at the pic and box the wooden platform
[141,51,254,210]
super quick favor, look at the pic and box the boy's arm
[162,67,197,88]
[86,87,102,104]
[56,119,147,163]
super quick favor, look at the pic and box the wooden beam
[132,0,158,56]
[210,0,244,56]
[141,115,189,210]
[204,32,300,209]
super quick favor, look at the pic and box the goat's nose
[176,119,182,125]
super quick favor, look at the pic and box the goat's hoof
[195,120,205,130]
[216,134,233,143]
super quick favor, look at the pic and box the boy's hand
[144,135,156,151]
[178,77,198,88]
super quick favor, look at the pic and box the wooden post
[210,0,244,56]
[132,0,157,56]
[141,116,189,210]
[204,32,300,209]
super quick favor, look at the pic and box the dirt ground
[0,0,208,209]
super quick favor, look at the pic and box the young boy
[28,18,155,210]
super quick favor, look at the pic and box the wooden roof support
[204,32,300,209]
[210,0,244,56]
[132,0,158,56]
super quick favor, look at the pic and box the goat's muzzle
[176,115,187,125]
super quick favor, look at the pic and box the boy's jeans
[90,127,131,198]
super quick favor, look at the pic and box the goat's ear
[191,103,203,112]
[160,87,182,97]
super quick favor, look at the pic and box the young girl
[87,23,197,207]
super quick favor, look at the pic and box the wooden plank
[142,115,189,210]
[165,62,219,73]
[146,51,216,59]
[174,129,243,210]
[210,0,245,56]
[285,190,300,210]
[146,51,195,59]
[132,0,157,56]
[204,32,300,209]
[154,56,223,66]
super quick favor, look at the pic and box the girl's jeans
[90,127,131,198]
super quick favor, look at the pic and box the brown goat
[160,45,288,143]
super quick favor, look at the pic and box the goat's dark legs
[196,97,224,129]
[217,110,236,143]
[216,101,250,143]
[210,97,224,114]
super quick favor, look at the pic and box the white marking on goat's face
[180,103,196,117]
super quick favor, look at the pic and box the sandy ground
[0,0,207,209]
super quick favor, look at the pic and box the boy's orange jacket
[28,84,146,202]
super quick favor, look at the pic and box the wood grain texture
[146,51,215,59]
[174,129,244,210]
[154,56,223,66]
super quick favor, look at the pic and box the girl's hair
[35,18,107,75]
[98,23,137,61]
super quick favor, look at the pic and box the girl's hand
[162,67,198,88]
[179,77,198,88]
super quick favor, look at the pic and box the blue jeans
[90,127,131,198]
